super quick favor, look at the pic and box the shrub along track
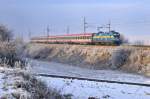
[37,73,150,87]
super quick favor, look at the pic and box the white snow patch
[0,73,5,96]
[39,76,150,99]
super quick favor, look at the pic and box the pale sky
[0,0,150,43]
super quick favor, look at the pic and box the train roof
[32,33,93,39]
[53,33,93,37]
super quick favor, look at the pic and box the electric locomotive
[92,31,121,45]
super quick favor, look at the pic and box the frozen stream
[28,59,150,84]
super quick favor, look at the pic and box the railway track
[37,73,150,87]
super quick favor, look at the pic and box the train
[31,30,122,45]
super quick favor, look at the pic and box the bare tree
[0,24,13,42]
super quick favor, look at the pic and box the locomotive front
[92,31,121,45]
[111,31,121,45]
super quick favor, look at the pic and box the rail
[37,73,150,87]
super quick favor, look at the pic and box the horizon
[0,0,150,44]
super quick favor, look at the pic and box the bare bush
[0,70,65,99]
[111,47,131,69]
[0,24,26,68]
[16,72,65,99]
[0,42,26,68]
[0,25,13,42]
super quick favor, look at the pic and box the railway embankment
[25,43,150,76]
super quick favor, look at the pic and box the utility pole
[47,25,50,37]
[106,20,111,32]
[46,25,50,43]
[66,26,70,35]
[83,17,88,33]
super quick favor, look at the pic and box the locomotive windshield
[111,31,120,38]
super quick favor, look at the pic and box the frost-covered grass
[39,76,150,99]
[25,43,150,76]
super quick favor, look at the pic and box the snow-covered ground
[29,59,150,84]
[39,76,150,99]
[28,59,150,98]
[0,73,5,96]
[0,67,29,98]
[0,67,20,99]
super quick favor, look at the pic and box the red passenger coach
[31,33,93,44]
[31,37,46,43]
